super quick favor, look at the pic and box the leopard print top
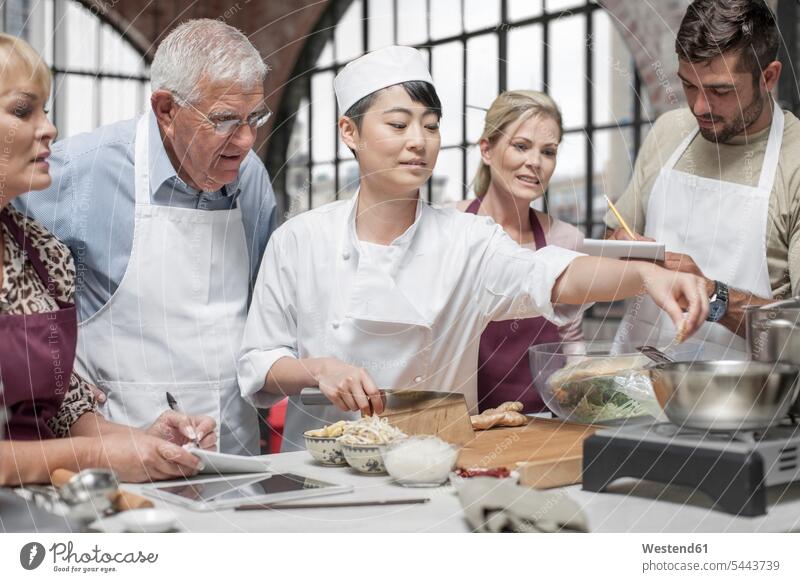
[0,205,96,437]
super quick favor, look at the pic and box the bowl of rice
[382,436,459,487]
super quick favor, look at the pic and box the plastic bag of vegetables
[545,356,665,424]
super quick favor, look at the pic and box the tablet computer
[144,473,353,511]
[188,448,272,475]
[579,238,665,261]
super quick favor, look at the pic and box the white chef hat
[334,45,435,115]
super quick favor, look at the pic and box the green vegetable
[549,370,651,423]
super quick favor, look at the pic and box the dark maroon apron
[0,209,77,440]
[466,198,561,413]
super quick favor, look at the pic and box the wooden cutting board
[456,417,598,489]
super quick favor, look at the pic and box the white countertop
[107,451,800,533]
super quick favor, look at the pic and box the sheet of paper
[187,448,272,475]
[579,239,666,261]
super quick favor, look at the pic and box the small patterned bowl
[340,443,387,474]
[304,433,346,466]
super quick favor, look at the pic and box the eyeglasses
[175,94,272,135]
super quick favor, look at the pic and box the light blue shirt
[15,111,278,322]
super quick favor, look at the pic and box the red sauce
[455,467,511,479]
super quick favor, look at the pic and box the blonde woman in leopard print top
[0,33,217,485]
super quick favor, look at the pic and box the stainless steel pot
[649,360,800,431]
[745,297,800,416]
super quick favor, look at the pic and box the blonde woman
[0,33,213,485]
[457,91,584,413]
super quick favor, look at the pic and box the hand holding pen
[142,392,218,450]
[166,392,201,448]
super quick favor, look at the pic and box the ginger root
[482,401,523,415]
[675,320,688,344]
[470,402,527,430]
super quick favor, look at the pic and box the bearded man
[605,0,799,356]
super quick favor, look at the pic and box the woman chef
[237,46,709,451]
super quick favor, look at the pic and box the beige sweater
[605,107,800,299]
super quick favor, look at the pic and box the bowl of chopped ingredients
[338,416,407,474]
[529,340,679,424]
[304,421,350,465]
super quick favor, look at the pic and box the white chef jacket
[237,194,587,451]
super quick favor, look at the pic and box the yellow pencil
[604,194,636,239]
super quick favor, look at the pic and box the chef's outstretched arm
[552,256,709,339]
[658,251,774,337]
[605,235,772,337]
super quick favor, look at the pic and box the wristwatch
[707,280,729,323]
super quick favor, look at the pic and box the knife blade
[299,387,465,408]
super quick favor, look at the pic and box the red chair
[266,398,288,453]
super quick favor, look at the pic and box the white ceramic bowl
[118,508,178,533]
[340,443,387,474]
[304,433,347,466]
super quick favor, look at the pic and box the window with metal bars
[268,0,654,245]
[2,0,150,139]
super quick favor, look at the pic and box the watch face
[708,300,726,323]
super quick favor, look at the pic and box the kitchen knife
[299,387,475,445]
[300,386,465,408]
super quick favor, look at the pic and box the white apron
[74,114,259,455]
[614,103,783,358]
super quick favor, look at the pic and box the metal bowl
[59,469,118,521]
[649,360,800,431]
[746,301,800,416]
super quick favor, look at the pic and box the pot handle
[636,346,676,365]
[760,296,800,310]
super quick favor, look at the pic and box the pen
[165,391,201,448]
[235,498,431,511]
[604,194,636,240]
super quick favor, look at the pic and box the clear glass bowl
[382,436,460,487]
[528,340,711,424]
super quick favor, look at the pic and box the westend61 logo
[20,541,159,574]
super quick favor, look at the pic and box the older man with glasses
[17,19,277,456]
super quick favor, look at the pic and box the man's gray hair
[150,19,268,103]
